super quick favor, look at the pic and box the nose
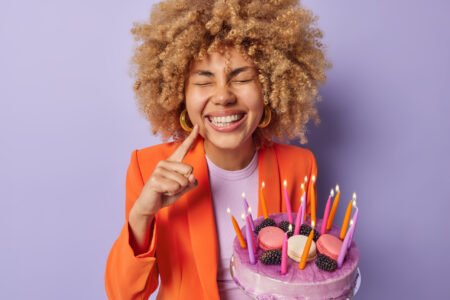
[211,84,236,106]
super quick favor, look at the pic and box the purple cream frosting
[231,213,359,300]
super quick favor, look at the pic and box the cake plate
[230,255,361,300]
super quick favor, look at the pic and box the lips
[204,110,247,132]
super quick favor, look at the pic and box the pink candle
[337,199,358,268]
[242,193,255,232]
[320,189,334,235]
[337,219,353,268]
[243,192,249,212]
[246,215,257,254]
[347,204,358,249]
[294,184,305,235]
[303,176,308,222]
[281,224,292,275]
[301,190,306,225]
[247,207,255,232]
[283,180,293,223]
[242,214,256,264]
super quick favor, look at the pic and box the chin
[205,132,251,151]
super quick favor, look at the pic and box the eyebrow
[191,66,254,78]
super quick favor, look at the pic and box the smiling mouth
[206,113,246,127]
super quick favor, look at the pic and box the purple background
[1,0,449,299]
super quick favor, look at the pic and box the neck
[204,139,256,171]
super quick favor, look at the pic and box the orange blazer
[105,138,317,300]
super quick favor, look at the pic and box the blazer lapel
[184,138,219,299]
[257,145,282,216]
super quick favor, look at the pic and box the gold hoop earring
[180,109,193,132]
[258,105,271,128]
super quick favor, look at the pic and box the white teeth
[209,114,240,126]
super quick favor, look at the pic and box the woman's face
[185,47,264,152]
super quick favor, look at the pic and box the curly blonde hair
[131,0,330,145]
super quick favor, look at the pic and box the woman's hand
[133,124,199,217]
[128,125,199,254]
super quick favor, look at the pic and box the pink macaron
[316,234,343,260]
[257,226,285,251]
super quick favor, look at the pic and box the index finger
[168,124,199,162]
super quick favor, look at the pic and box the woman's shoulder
[136,141,178,157]
[270,142,315,161]
[264,142,317,176]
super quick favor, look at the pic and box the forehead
[189,48,255,74]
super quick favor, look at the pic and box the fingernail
[194,179,198,186]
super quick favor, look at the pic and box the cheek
[240,88,264,117]
[185,90,207,122]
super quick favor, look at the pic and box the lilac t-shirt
[205,152,258,300]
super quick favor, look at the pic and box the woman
[105,0,329,299]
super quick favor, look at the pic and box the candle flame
[227,208,231,214]
[352,199,357,208]
[312,175,316,182]
[288,224,293,232]
[311,220,315,229]
[301,183,304,190]
[241,213,246,221]
[304,176,308,182]
[262,181,265,188]
[248,207,252,214]
[242,192,246,198]
[350,219,354,227]
[283,180,287,187]
[330,189,334,197]
[335,184,340,192]
[352,192,357,200]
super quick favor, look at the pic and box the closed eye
[232,79,252,83]
[194,83,213,86]
[193,79,253,86]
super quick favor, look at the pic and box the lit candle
[298,220,315,270]
[320,189,334,235]
[303,176,308,222]
[348,201,358,249]
[245,214,257,254]
[310,175,316,226]
[242,213,256,264]
[326,185,340,231]
[283,180,293,224]
[281,224,292,275]
[260,182,269,219]
[294,184,305,235]
[247,207,255,232]
[227,208,247,249]
[337,219,354,268]
[242,192,255,232]
[301,185,306,225]
[340,193,356,240]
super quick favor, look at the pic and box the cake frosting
[231,213,359,300]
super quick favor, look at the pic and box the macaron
[287,235,317,262]
[257,226,285,251]
[316,234,342,261]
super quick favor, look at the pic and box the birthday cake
[230,213,359,300]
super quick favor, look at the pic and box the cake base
[231,213,359,300]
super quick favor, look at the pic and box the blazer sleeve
[105,150,159,300]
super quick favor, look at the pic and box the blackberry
[299,224,320,242]
[278,221,294,237]
[316,254,337,272]
[255,218,276,234]
[259,249,282,265]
